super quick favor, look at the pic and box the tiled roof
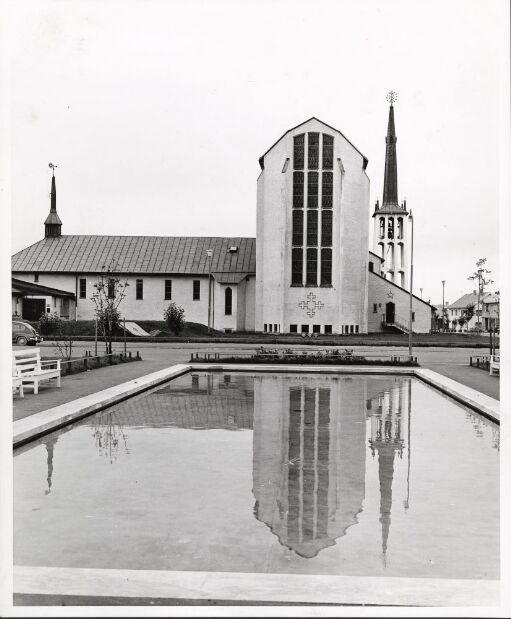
[11,235,256,275]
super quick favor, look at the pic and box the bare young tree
[468,258,493,334]
[91,262,129,354]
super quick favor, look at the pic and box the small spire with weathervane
[44,163,62,238]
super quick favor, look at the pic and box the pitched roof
[449,293,479,309]
[258,116,368,170]
[11,277,76,298]
[11,236,256,275]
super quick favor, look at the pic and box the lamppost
[441,280,446,333]
[206,249,213,332]
[408,210,414,361]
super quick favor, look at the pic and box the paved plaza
[12,341,499,422]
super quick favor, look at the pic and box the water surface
[14,372,499,579]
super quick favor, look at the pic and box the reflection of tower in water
[253,375,366,559]
[368,381,407,566]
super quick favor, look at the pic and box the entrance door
[385,301,395,323]
[22,298,46,321]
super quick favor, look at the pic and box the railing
[381,313,411,333]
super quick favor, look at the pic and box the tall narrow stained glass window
[321,210,332,247]
[322,172,333,208]
[292,210,303,246]
[291,131,335,288]
[293,172,304,208]
[321,248,332,286]
[291,248,303,285]
[308,133,319,169]
[307,172,318,208]
[322,134,334,169]
[307,210,318,246]
[306,248,317,286]
[293,134,304,170]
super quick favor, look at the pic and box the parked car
[12,321,43,346]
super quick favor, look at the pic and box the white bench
[12,348,61,394]
[489,355,500,376]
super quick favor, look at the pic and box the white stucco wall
[256,118,370,334]
[367,271,432,333]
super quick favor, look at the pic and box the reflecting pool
[14,373,499,580]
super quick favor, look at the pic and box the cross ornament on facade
[298,292,324,318]
[387,291,394,299]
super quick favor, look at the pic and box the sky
[4,0,509,304]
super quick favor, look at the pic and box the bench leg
[19,383,24,398]
[33,381,39,395]
[57,374,61,388]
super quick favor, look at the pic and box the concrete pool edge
[13,566,500,607]
[12,363,500,447]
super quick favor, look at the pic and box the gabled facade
[256,117,370,335]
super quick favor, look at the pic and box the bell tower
[373,92,409,289]
[44,163,62,238]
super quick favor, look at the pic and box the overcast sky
[5,0,508,304]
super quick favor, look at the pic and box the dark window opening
[301,324,309,333]
[412,311,415,322]
[324,324,332,334]
[293,171,304,208]
[108,278,115,299]
[379,217,385,239]
[355,325,359,333]
[373,303,377,313]
[308,132,319,169]
[290,324,298,333]
[294,134,304,170]
[225,287,232,315]
[306,248,317,286]
[307,172,318,208]
[388,217,394,239]
[164,279,172,300]
[369,261,374,272]
[320,248,332,286]
[307,210,318,246]
[268,324,272,332]
[313,324,321,333]
[193,280,200,300]
[291,247,303,285]
[292,210,303,246]
[349,324,354,334]
[79,278,86,299]
[322,172,333,208]
[397,217,403,239]
[136,279,143,300]
[264,323,267,332]
[274,323,278,332]
[321,210,332,246]
[34,273,39,283]
[322,134,334,170]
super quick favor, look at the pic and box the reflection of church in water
[252,374,410,560]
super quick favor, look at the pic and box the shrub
[38,312,63,335]
[164,302,185,335]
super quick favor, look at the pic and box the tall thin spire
[44,163,62,238]
[382,93,398,207]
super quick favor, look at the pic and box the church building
[11,99,433,333]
